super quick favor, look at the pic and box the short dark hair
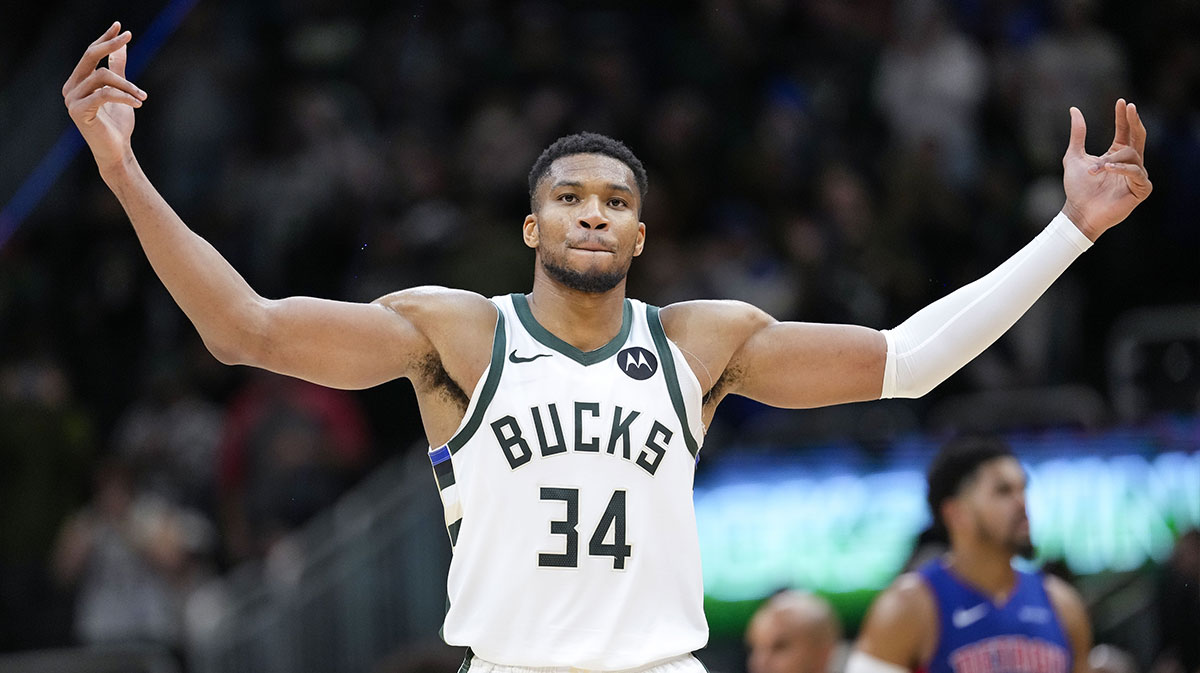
[926,436,1016,536]
[527,132,649,211]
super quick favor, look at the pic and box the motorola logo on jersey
[617,347,658,380]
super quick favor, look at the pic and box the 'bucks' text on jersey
[428,293,708,669]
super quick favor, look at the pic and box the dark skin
[64,24,1150,450]
[854,458,1093,673]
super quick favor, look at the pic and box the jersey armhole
[916,571,944,671]
[443,305,506,455]
[646,304,701,459]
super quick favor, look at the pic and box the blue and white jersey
[918,559,1072,673]
[428,293,708,669]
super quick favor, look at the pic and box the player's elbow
[884,373,943,401]
[200,299,274,367]
[893,378,941,400]
[203,336,248,366]
[881,332,954,400]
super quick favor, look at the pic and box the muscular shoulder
[374,286,498,395]
[856,572,938,669]
[658,299,775,394]
[659,299,774,339]
[1043,573,1092,656]
[374,286,495,330]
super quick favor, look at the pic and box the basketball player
[848,438,1091,673]
[63,23,1149,673]
[745,591,842,673]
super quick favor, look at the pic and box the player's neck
[944,546,1018,602]
[527,273,629,352]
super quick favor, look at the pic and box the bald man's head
[746,592,842,673]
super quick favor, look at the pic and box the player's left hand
[1060,99,1152,241]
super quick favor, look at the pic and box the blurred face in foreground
[524,153,645,294]
[745,596,838,673]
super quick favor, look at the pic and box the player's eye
[608,198,627,208]
[559,193,579,203]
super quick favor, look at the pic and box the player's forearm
[880,212,1093,398]
[101,157,266,363]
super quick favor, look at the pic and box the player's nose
[577,196,608,230]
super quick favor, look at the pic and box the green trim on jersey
[510,293,633,366]
[447,308,507,455]
[647,305,700,458]
[457,648,474,672]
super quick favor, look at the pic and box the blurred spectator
[1005,0,1129,170]
[788,163,901,327]
[1092,644,1140,673]
[111,358,224,514]
[217,371,371,562]
[52,457,215,648]
[745,590,843,673]
[698,201,801,320]
[1155,529,1200,673]
[0,352,94,649]
[874,0,988,190]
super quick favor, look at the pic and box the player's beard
[1009,508,1035,559]
[1014,540,1035,560]
[975,511,1035,559]
[541,254,629,294]
[1011,526,1035,559]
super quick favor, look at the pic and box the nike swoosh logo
[509,350,552,364]
[952,603,989,628]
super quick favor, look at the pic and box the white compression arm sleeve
[880,212,1093,399]
[845,651,912,673]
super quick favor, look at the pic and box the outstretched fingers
[64,62,146,107]
[1091,146,1142,172]
[1127,102,1147,159]
[1066,107,1088,160]
[1100,163,1144,178]
[1111,98,1130,149]
[75,86,145,114]
[1097,146,1152,199]
[63,23,131,98]
[109,40,128,79]
[1104,162,1152,200]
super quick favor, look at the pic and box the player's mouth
[568,243,615,254]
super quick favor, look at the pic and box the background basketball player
[848,437,1091,673]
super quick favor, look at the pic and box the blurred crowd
[0,0,1197,668]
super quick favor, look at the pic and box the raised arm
[63,24,487,390]
[672,100,1151,414]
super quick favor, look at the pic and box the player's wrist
[98,150,141,190]
[1058,201,1102,242]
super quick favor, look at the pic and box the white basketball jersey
[428,293,708,669]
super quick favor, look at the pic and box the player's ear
[941,498,962,532]
[523,214,539,249]
[632,221,645,257]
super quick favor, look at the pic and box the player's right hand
[63,22,148,172]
